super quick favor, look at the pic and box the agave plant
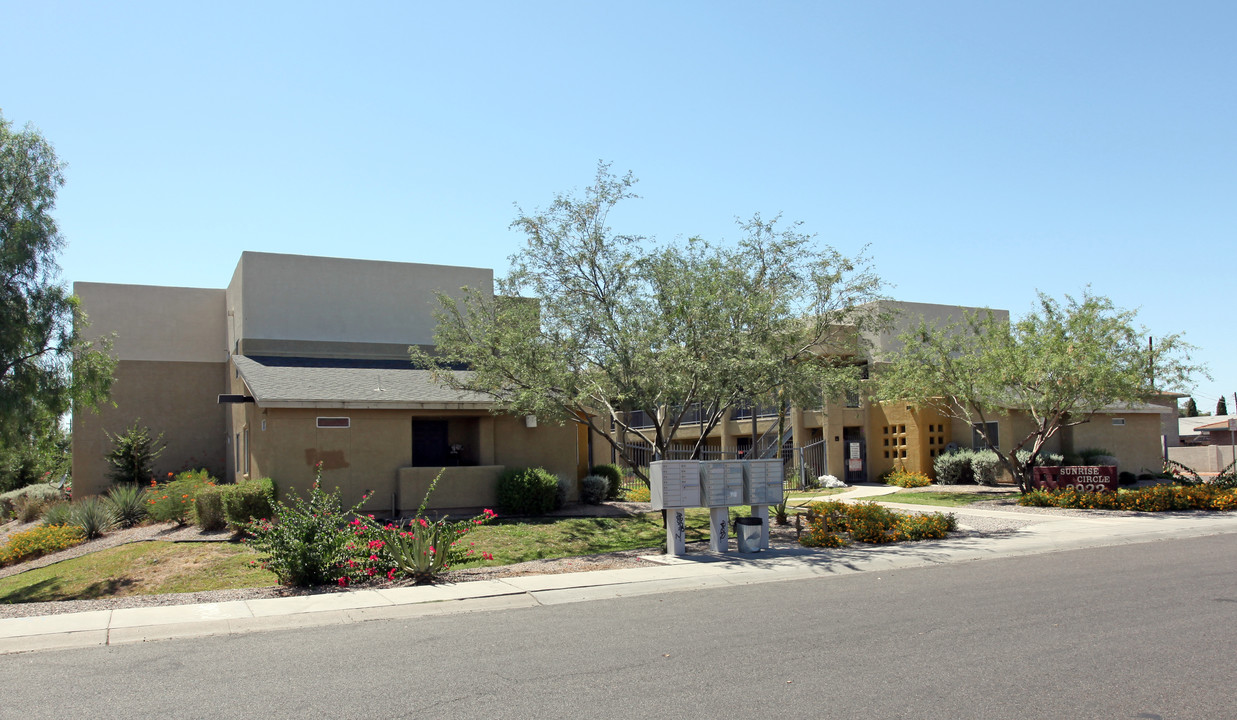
[71,497,118,539]
[105,483,149,528]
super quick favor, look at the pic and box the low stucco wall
[1167,445,1234,474]
[398,465,505,512]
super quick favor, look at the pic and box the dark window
[972,421,999,450]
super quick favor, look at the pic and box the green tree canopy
[875,291,1205,492]
[1218,396,1228,416]
[0,112,114,483]
[412,163,886,481]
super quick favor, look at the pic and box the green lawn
[873,491,1013,507]
[786,488,848,499]
[0,511,743,602]
[463,509,747,566]
[0,541,277,604]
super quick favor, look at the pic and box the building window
[1112,418,1125,426]
[972,421,999,450]
[317,417,350,429]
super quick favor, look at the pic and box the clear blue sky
[4,1,1233,409]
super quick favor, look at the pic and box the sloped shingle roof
[232,355,493,409]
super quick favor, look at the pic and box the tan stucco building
[73,252,585,513]
[599,301,1172,483]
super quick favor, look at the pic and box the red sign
[1031,466,1118,493]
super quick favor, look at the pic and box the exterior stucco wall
[73,360,228,497]
[237,406,580,514]
[72,283,228,497]
[1068,413,1165,475]
[229,251,493,353]
[865,300,1010,360]
[493,415,579,489]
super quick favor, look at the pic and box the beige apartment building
[73,256,1172,507]
[73,252,585,513]
[598,301,1173,483]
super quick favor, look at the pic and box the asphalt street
[2,533,1234,720]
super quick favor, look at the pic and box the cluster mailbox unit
[649,459,786,556]
[744,459,784,505]
[649,460,703,510]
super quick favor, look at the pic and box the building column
[479,416,496,465]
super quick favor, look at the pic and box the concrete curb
[3,510,1236,655]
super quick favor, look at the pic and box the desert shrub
[1015,450,1064,467]
[886,469,931,488]
[589,464,624,500]
[245,478,371,586]
[18,496,50,523]
[1077,448,1112,465]
[1118,471,1137,486]
[104,422,165,484]
[194,486,227,531]
[146,469,215,525]
[970,450,1004,486]
[40,500,72,527]
[624,484,651,503]
[933,450,974,485]
[0,524,86,566]
[222,477,276,530]
[555,476,571,509]
[580,475,608,504]
[105,483,148,528]
[71,497,118,539]
[496,467,559,516]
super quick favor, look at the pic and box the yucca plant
[40,501,73,527]
[105,483,149,528]
[71,497,118,539]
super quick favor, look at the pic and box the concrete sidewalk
[3,507,1236,656]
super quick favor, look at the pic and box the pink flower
[482,552,494,561]
[338,577,348,587]
[387,568,396,580]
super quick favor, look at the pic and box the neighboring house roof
[1179,415,1233,438]
[232,355,494,409]
[1191,416,1237,432]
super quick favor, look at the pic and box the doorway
[412,420,449,467]
[842,425,866,484]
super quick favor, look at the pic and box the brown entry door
[412,420,448,467]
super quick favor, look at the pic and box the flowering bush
[244,466,373,586]
[146,470,216,525]
[1019,484,1237,512]
[0,524,86,566]
[885,469,932,488]
[623,484,651,503]
[246,465,496,587]
[799,500,956,547]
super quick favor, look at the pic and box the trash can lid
[735,516,763,526]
